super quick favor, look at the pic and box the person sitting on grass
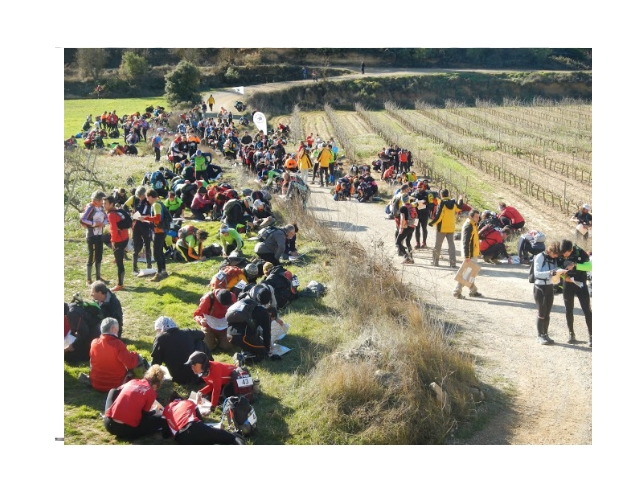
[176,229,209,262]
[103,365,169,440]
[90,280,123,337]
[164,191,185,219]
[151,316,208,386]
[190,186,213,221]
[89,317,147,393]
[219,224,244,257]
[184,351,235,406]
[162,397,244,445]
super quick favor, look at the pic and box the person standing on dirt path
[429,189,463,267]
[559,239,592,347]
[453,210,483,299]
[396,195,417,264]
[361,61,365,74]
[413,181,432,249]
[532,241,572,345]
[207,95,215,112]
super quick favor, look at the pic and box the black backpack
[263,266,299,308]
[115,208,133,229]
[225,299,259,326]
[221,395,257,436]
[158,202,172,232]
[529,254,549,283]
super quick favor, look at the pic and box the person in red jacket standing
[497,201,525,231]
[162,398,244,444]
[89,317,145,392]
[104,195,129,291]
[103,365,168,440]
[185,351,235,406]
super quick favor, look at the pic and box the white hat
[582,203,590,210]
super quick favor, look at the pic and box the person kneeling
[103,365,168,440]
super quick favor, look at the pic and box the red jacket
[107,210,130,243]
[193,290,236,320]
[480,229,504,252]
[163,399,200,435]
[199,360,236,403]
[498,206,524,225]
[89,334,140,392]
[105,379,156,427]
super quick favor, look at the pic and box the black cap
[184,351,208,366]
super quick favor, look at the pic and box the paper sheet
[270,344,292,356]
[64,332,76,349]
[189,391,212,416]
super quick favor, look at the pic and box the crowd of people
[66,96,593,446]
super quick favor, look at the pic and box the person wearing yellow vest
[429,188,464,267]
[453,209,483,299]
[317,143,332,187]
[207,94,215,112]
[297,147,313,184]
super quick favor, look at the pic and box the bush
[164,61,201,106]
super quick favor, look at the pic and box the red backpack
[210,265,244,290]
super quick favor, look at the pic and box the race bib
[236,376,253,388]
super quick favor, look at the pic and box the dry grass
[279,199,480,444]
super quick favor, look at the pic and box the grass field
[64,90,590,445]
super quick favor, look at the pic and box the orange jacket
[89,334,140,392]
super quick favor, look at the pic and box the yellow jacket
[429,196,462,234]
[297,151,313,170]
[318,147,332,168]
[461,217,479,258]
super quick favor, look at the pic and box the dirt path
[207,73,592,444]
[302,185,592,445]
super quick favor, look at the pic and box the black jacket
[151,328,207,385]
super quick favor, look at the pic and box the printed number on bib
[236,376,254,387]
[247,410,257,425]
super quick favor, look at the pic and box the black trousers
[175,421,239,445]
[133,223,152,270]
[153,231,167,273]
[396,227,415,255]
[414,216,429,245]
[104,388,168,439]
[113,239,128,287]
[533,284,555,336]
[563,281,592,336]
[256,251,280,266]
[87,235,104,268]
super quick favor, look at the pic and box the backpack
[65,299,103,362]
[220,395,257,436]
[222,367,256,403]
[529,254,549,283]
[177,225,197,240]
[478,223,495,240]
[150,170,165,190]
[225,298,258,326]
[158,202,172,232]
[115,208,132,230]
[263,266,299,308]
[256,225,277,243]
[211,265,245,290]
[80,204,95,229]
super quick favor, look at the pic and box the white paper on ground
[270,344,292,356]
[138,268,157,277]
[271,322,290,341]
